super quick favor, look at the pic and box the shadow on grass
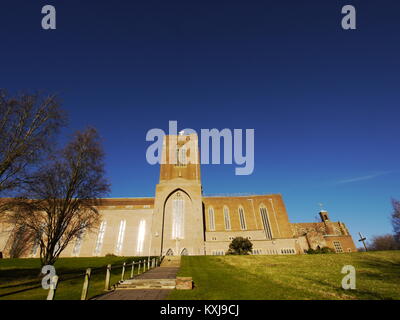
[298,274,387,300]
[358,256,400,274]
[0,267,93,290]
[297,254,400,300]
[0,258,132,300]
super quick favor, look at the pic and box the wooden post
[143,259,146,272]
[81,268,91,300]
[105,264,111,291]
[46,275,59,300]
[130,261,135,278]
[137,260,141,274]
[121,262,126,281]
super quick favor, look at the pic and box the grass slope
[168,251,400,300]
[0,257,141,300]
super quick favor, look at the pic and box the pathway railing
[77,257,162,300]
[0,256,162,300]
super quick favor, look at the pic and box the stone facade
[0,133,356,258]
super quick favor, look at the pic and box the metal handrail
[0,257,160,299]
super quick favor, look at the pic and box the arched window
[260,205,273,240]
[238,207,246,230]
[72,230,84,257]
[223,206,231,230]
[30,238,40,257]
[136,219,146,254]
[176,146,187,167]
[172,192,184,239]
[208,207,215,231]
[30,228,44,257]
[94,221,107,256]
[115,220,126,255]
[180,146,187,165]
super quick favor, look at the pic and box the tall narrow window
[223,206,231,230]
[180,146,187,166]
[136,219,146,254]
[30,227,44,257]
[72,231,84,257]
[94,221,107,256]
[30,237,40,257]
[176,146,187,167]
[172,193,184,239]
[176,147,180,165]
[208,207,215,231]
[260,206,273,240]
[115,220,126,255]
[238,207,247,230]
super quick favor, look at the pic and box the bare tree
[368,234,400,251]
[392,199,400,244]
[5,224,36,258]
[9,128,110,265]
[0,89,66,200]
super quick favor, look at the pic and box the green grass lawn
[0,256,144,300]
[168,251,400,300]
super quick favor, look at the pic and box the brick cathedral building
[0,133,356,258]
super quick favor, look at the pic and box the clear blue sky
[1,0,399,245]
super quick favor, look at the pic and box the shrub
[306,247,334,254]
[105,253,117,257]
[226,237,253,255]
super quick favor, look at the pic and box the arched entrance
[181,248,189,256]
[166,248,174,256]
[161,189,193,256]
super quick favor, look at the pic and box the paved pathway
[95,288,172,300]
[95,259,180,300]
[134,267,179,279]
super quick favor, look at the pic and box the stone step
[117,279,176,290]
[160,256,181,267]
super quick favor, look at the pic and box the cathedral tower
[150,133,205,256]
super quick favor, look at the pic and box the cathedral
[0,133,356,258]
